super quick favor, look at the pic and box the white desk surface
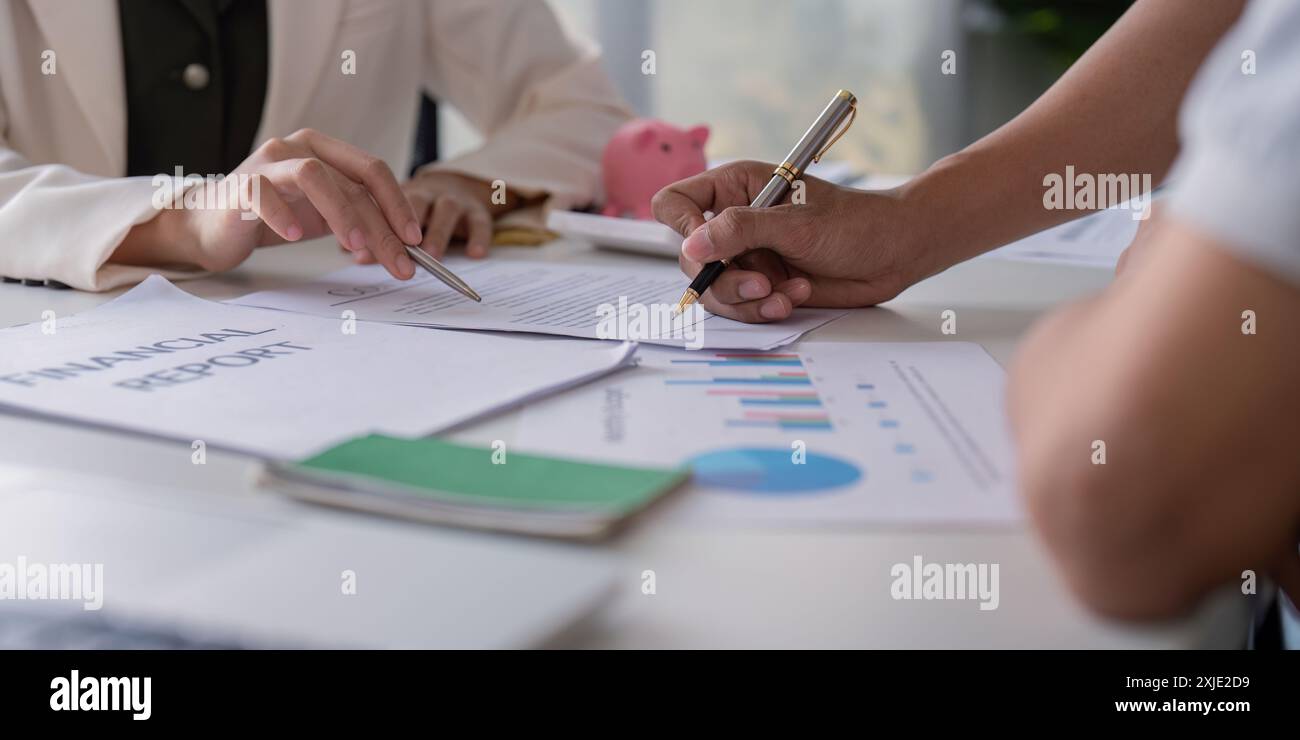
[0,238,1248,648]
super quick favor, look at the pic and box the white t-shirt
[1168,0,1300,288]
[1167,0,1300,648]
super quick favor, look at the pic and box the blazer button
[182,63,210,91]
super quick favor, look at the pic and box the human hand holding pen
[652,160,937,323]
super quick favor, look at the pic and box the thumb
[651,185,708,238]
[681,206,795,263]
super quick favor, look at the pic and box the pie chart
[688,447,862,494]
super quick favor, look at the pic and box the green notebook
[261,435,689,539]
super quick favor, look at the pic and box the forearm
[903,0,1245,265]
[1009,221,1300,618]
[110,207,202,269]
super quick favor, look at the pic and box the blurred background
[441,0,1131,175]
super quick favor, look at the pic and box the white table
[0,238,1249,648]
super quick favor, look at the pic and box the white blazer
[0,0,630,290]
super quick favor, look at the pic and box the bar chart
[665,353,833,432]
[516,342,1022,524]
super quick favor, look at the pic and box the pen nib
[673,290,699,316]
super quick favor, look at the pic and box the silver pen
[405,245,482,302]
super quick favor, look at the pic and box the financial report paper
[0,277,636,458]
[230,259,846,351]
[515,342,1022,525]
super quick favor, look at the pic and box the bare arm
[652,0,1246,321]
[907,0,1246,266]
[1008,220,1300,619]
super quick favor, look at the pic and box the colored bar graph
[740,398,822,407]
[666,351,830,428]
[724,410,834,431]
[670,359,803,367]
[667,375,812,386]
[726,419,834,431]
[713,353,799,359]
[742,411,828,421]
[706,389,821,407]
[705,390,818,397]
[672,353,803,368]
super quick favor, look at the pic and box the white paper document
[515,342,1022,525]
[231,260,846,351]
[983,205,1141,269]
[546,210,683,258]
[0,277,636,459]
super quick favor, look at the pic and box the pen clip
[813,101,857,163]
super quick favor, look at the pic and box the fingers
[706,277,811,323]
[350,183,416,279]
[416,195,492,260]
[336,242,376,263]
[265,158,364,254]
[243,174,302,243]
[422,196,465,259]
[681,205,800,265]
[464,208,493,259]
[289,128,422,246]
[679,252,812,323]
[652,184,709,237]
[701,290,796,324]
[652,160,774,236]
[265,158,413,279]
[708,270,774,304]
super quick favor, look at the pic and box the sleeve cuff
[1167,146,1300,287]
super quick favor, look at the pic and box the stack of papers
[0,277,636,459]
[232,259,845,351]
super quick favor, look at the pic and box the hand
[345,172,502,265]
[401,171,498,260]
[117,128,423,280]
[652,160,934,323]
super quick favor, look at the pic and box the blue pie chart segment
[689,447,862,494]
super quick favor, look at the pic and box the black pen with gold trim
[674,89,857,314]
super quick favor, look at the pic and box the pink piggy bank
[602,119,710,220]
